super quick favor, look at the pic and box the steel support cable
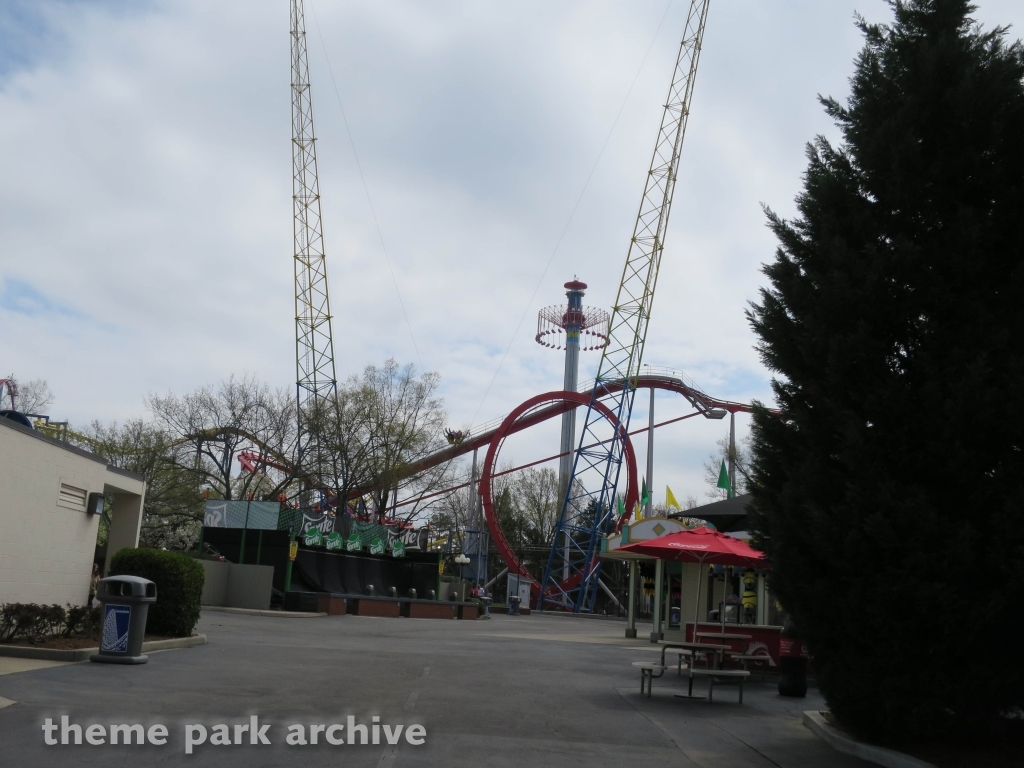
[386,408,702,512]
[343,371,755,503]
[467,0,678,428]
[307,0,675,519]
[308,0,424,373]
[540,0,711,612]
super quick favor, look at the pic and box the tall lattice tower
[290,0,337,498]
[539,0,711,612]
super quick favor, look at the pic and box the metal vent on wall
[57,483,87,512]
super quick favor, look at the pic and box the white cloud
[1,0,1021,504]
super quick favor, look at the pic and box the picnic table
[658,640,731,669]
[653,640,748,701]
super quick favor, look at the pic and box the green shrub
[109,548,204,637]
[0,603,99,644]
[63,605,101,638]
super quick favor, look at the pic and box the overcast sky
[2,0,1021,507]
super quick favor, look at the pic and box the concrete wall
[440,578,469,602]
[102,491,145,577]
[226,564,274,610]
[200,559,273,611]
[199,560,229,606]
[0,419,145,606]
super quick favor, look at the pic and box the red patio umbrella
[618,526,768,638]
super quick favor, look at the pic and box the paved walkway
[0,657,70,676]
[0,610,869,767]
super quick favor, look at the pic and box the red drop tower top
[535,277,609,352]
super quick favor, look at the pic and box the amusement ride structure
[534,280,609,586]
[3,4,758,606]
[535,280,609,513]
[539,0,712,612]
[290,0,338,504]
[259,0,759,610]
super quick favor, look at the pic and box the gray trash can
[90,575,157,665]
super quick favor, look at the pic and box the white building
[0,417,145,606]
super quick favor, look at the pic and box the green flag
[617,496,626,518]
[641,478,650,507]
[717,460,732,496]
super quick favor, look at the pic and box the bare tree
[146,374,297,501]
[702,433,752,500]
[318,360,453,522]
[309,382,378,509]
[2,376,54,415]
[510,466,559,545]
[425,457,527,558]
[426,463,475,541]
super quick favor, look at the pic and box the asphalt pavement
[0,609,870,767]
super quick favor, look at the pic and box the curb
[0,634,207,662]
[802,711,937,768]
[202,606,327,618]
[139,634,208,652]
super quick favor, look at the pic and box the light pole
[728,411,736,499]
[646,387,655,518]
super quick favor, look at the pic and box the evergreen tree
[747,0,1024,742]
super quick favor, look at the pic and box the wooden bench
[631,662,667,697]
[686,668,751,703]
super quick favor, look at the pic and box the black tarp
[201,527,439,598]
[201,528,290,593]
[291,548,438,597]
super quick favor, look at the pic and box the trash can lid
[98,575,157,600]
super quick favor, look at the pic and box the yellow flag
[633,501,643,521]
[665,486,681,510]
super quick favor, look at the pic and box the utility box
[506,574,532,610]
[90,575,157,665]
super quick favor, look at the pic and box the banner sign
[292,517,428,559]
[300,513,335,536]
[304,527,323,547]
[399,527,429,552]
[204,501,281,530]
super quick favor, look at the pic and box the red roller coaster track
[479,391,640,586]
[344,370,756,502]
[472,372,759,601]
[238,370,761,594]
